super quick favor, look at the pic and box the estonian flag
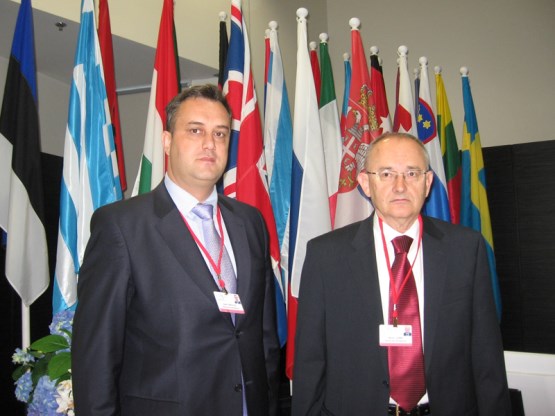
[0,0,49,306]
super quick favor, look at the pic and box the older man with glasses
[292,132,510,416]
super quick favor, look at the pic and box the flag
[417,57,451,222]
[98,0,126,192]
[309,41,321,104]
[132,0,179,195]
[53,0,122,313]
[393,60,400,128]
[223,0,283,337]
[263,27,270,112]
[218,11,228,90]
[263,20,292,347]
[435,67,461,224]
[0,0,48,306]
[319,33,342,228]
[369,46,392,134]
[460,68,501,319]
[334,18,380,229]
[393,45,417,136]
[414,67,420,114]
[340,52,351,137]
[286,7,332,379]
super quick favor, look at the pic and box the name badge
[379,324,413,347]
[214,292,245,314]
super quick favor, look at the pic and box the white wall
[505,351,555,415]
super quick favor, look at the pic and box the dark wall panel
[484,140,555,353]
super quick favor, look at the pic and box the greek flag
[53,0,122,313]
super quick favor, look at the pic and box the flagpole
[22,303,30,348]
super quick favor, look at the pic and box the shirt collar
[164,175,218,217]
[374,215,421,245]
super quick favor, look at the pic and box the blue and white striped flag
[264,21,292,347]
[53,0,122,313]
[417,57,451,222]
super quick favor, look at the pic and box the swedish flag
[460,69,502,320]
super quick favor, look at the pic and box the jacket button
[235,330,242,338]
[234,383,243,392]
[382,380,389,387]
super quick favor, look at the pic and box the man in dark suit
[72,84,280,415]
[291,132,511,415]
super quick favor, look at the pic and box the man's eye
[381,171,393,178]
[214,131,228,139]
[189,128,202,134]
[406,171,418,178]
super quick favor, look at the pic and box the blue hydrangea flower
[12,347,35,365]
[27,376,62,416]
[14,370,33,403]
[49,310,75,346]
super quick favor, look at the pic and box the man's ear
[424,170,434,197]
[357,170,372,199]
[162,130,172,156]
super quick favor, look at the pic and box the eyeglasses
[365,169,430,183]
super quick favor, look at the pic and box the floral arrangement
[12,310,75,415]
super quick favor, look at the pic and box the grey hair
[364,132,431,169]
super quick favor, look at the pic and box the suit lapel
[348,215,390,375]
[218,197,250,327]
[153,185,225,313]
[421,217,447,374]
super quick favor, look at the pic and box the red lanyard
[181,205,229,293]
[379,215,423,323]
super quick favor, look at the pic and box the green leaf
[48,352,71,380]
[31,355,50,385]
[56,371,72,384]
[29,350,45,359]
[30,335,69,353]
[12,365,30,381]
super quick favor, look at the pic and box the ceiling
[0,0,218,94]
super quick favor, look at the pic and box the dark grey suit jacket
[291,215,511,416]
[72,183,280,415]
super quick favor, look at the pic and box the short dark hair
[365,132,430,169]
[165,84,232,133]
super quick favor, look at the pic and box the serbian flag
[393,45,417,136]
[369,46,392,134]
[0,0,49,310]
[319,33,342,227]
[286,8,332,379]
[417,57,451,222]
[435,66,461,224]
[223,0,282,329]
[132,0,179,195]
[98,0,126,192]
[309,41,321,104]
[334,18,380,229]
[263,20,292,347]
[460,68,501,320]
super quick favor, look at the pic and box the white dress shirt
[373,216,429,405]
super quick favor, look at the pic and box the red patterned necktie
[388,235,426,410]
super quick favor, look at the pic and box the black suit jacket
[291,215,511,416]
[73,183,280,415]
